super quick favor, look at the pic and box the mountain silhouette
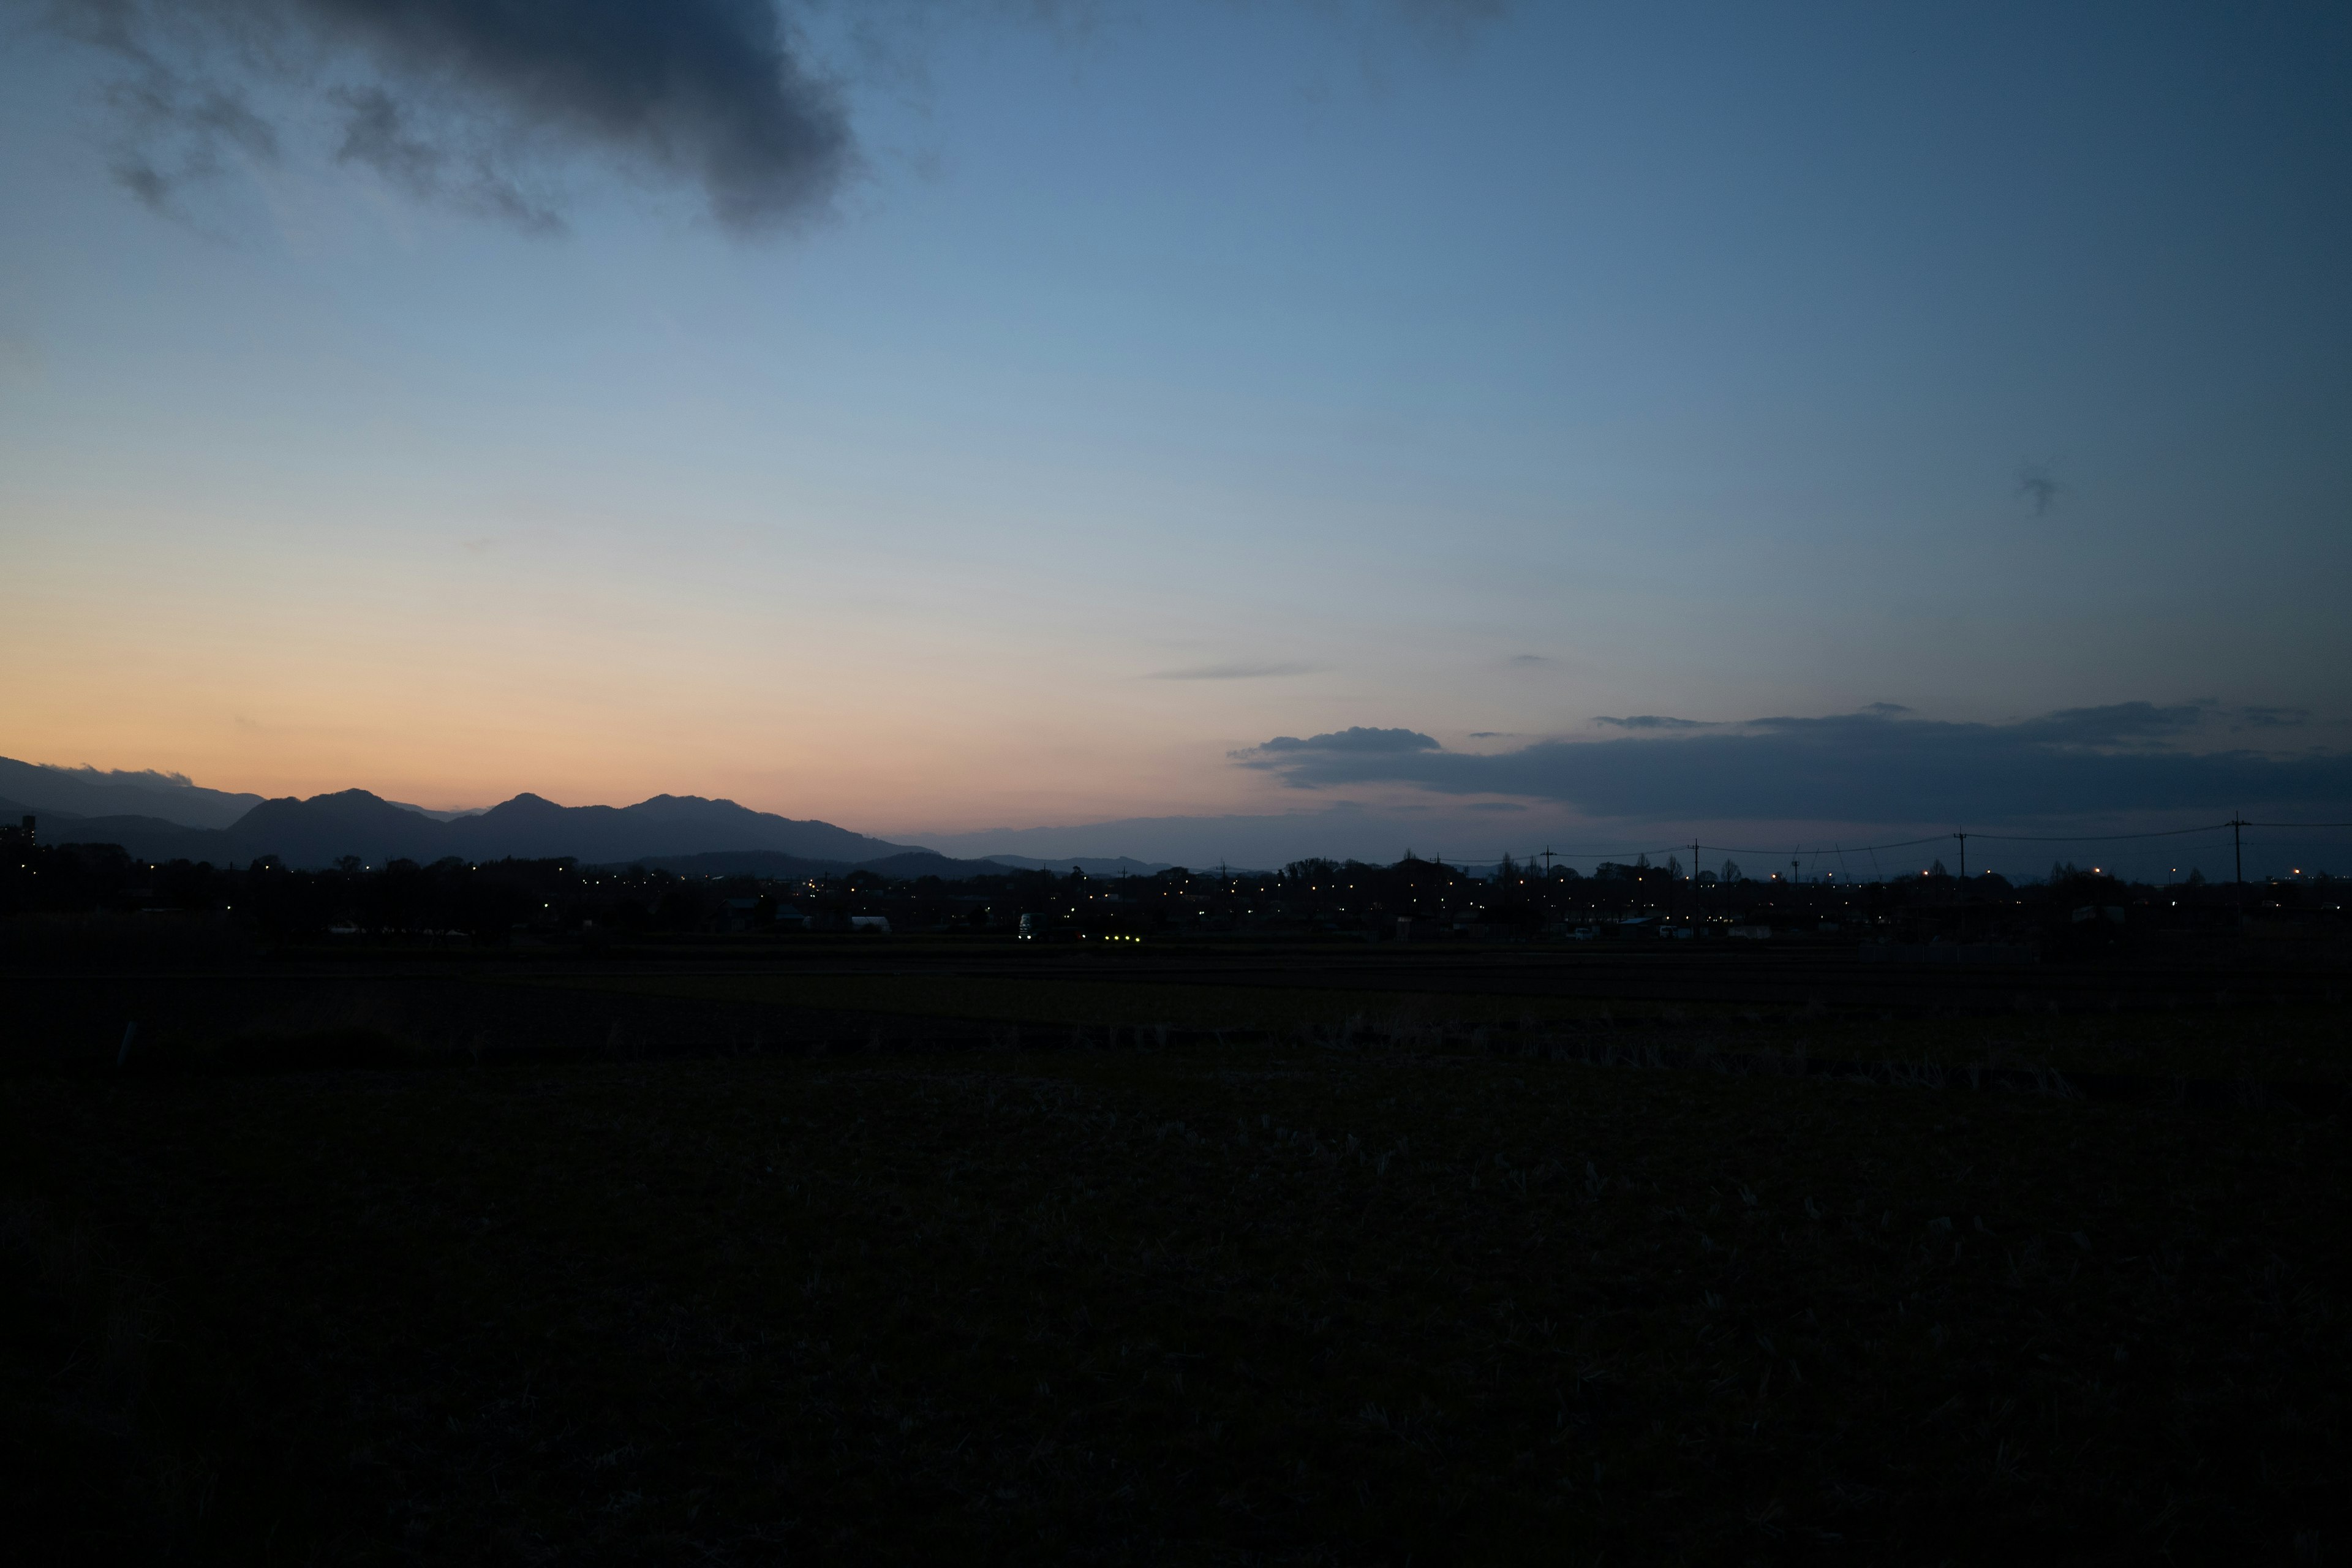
[0,756,263,829]
[48,818,225,859]
[226,790,451,864]
[626,850,1001,880]
[439,793,901,864]
[0,794,61,823]
[23,782,1003,875]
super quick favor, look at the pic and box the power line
[1967,821,2232,843]
[1507,844,1689,861]
[1697,834,1950,857]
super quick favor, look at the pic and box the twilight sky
[2,1,2348,871]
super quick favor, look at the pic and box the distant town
[4,816,2338,954]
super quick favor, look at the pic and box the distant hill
[6,759,1191,874]
[24,785,956,872]
[388,801,486,823]
[983,854,1174,876]
[221,791,448,865]
[0,794,74,824]
[55,816,233,863]
[0,757,263,829]
[626,850,1009,881]
[438,793,904,865]
[8,793,244,863]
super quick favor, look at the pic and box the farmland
[4,935,2348,1562]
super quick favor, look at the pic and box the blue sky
[1,1,2346,869]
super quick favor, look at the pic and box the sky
[1,0,2348,873]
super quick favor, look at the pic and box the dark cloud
[2018,461,2061,516]
[40,0,1518,232]
[1238,704,2352,823]
[1594,714,1709,731]
[2235,705,2311,731]
[1504,653,1551,667]
[114,159,172,208]
[50,763,201,788]
[1238,727,1439,758]
[1235,726,1442,791]
[42,0,852,233]
[1997,702,2200,747]
[1145,660,1319,681]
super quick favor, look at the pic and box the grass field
[500,968,1662,1035]
[510,967,2352,1085]
[6,1018,2347,1564]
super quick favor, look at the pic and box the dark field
[5,937,2348,1563]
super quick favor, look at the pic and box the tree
[1721,859,1741,883]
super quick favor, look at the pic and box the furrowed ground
[4,1017,2347,1564]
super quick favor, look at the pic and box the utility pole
[2230,815,2247,886]
[1540,845,1555,878]
[1953,831,1967,880]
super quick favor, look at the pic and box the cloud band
[1235,704,2349,823]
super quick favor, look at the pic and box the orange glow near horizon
[0,509,1446,834]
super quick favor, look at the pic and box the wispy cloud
[1146,661,1320,681]
[2018,461,2062,517]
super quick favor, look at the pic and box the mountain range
[0,756,265,829]
[0,758,1019,875]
